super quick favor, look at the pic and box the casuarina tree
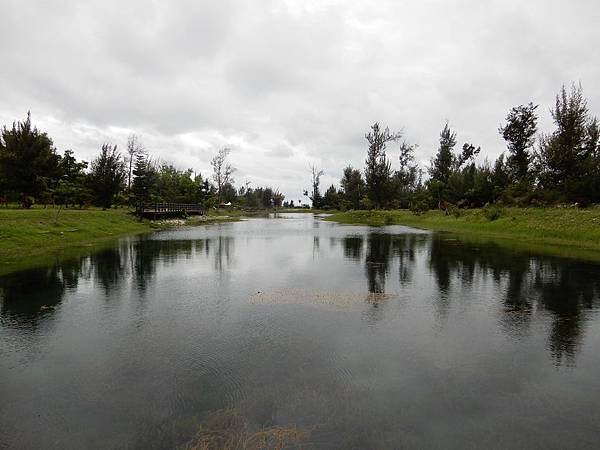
[364,122,400,208]
[499,103,538,183]
[89,143,126,208]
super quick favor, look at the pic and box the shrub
[20,195,34,209]
[446,203,461,218]
[482,203,503,221]
[410,199,428,215]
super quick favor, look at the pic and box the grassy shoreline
[0,208,161,275]
[5,206,598,276]
[324,207,600,261]
[0,207,301,275]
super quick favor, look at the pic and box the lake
[2,213,600,449]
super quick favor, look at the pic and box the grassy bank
[0,208,160,275]
[0,207,282,275]
[325,207,600,260]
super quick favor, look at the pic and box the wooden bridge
[139,203,206,219]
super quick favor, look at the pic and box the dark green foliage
[340,166,365,210]
[2,81,599,214]
[537,84,600,203]
[89,144,126,208]
[237,185,284,209]
[0,113,61,203]
[322,184,341,210]
[154,165,205,204]
[499,103,538,183]
[392,142,420,208]
[482,204,503,221]
[132,152,156,208]
[429,123,457,185]
[273,191,285,207]
[491,154,510,200]
[457,143,481,169]
[364,123,400,208]
[54,150,90,207]
[426,124,486,208]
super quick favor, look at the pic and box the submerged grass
[325,207,600,261]
[181,409,312,450]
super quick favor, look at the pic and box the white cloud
[1,0,600,202]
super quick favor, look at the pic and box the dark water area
[2,213,600,449]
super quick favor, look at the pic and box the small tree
[306,165,324,208]
[499,103,538,183]
[211,148,235,202]
[393,141,419,208]
[364,122,400,208]
[340,166,365,210]
[323,184,340,209]
[132,152,157,210]
[0,112,61,204]
[273,190,285,208]
[89,143,126,208]
[56,149,89,207]
[429,123,457,185]
[537,83,599,202]
[126,134,144,190]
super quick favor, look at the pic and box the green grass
[325,207,600,261]
[0,207,159,275]
[0,207,295,275]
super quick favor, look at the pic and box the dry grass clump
[181,409,312,450]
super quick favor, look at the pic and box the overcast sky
[1,0,599,203]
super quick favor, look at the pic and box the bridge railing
[140,203,206,215]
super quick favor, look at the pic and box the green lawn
[325,207,600,261]
[0,207,157,275]
[0,207,288,275]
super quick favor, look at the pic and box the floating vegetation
[250,288,395,311]
[180,409,312,450]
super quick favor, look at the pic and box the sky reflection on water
[2,214,600,449]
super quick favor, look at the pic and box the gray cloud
[1,0,600,202]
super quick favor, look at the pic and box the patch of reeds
[181,409,312,450]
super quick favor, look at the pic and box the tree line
[2,82,597,212]
[308,83,600,211]
[0,115,284,210]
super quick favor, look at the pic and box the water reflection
[0,234,234,326]
[2,217,600,449]
[342,235,363,261]
[340,232,600,366]
[365,233,392,294]
[0,264,74,324]
[2,227,598,367]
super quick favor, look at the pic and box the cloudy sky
[1,0,599,203]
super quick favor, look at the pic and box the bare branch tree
[211,148,236,201]
[306,165,324,208]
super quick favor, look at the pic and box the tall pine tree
[364,122,400,208]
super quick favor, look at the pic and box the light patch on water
[250,288,396,311]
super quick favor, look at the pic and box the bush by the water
[482,204,503,221]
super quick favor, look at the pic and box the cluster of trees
[132,147,284,209]
[3,82,597,212]
[0,115,284,209]
[309,83,600,211]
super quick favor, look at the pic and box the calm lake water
[2,213,600,449]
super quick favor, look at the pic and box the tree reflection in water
[342,231,600,366]
[2,228,600,367]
